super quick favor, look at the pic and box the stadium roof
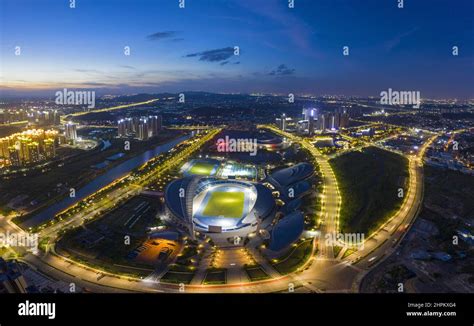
[266,163,313,189]
[164,176,194,222]
[165,176,275,233]
[257,136,283,145]
[269,211,304,251]
[282,180,311,200]
[253,184,276,221]
[280,198,302,215]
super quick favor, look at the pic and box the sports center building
[165,160,314,249]
[264,163,315,251]
[264,162,314,202]
[256,135,289,151]
[165,176,275,246]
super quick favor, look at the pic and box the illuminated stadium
[181,158,257,180]
[180,158,221,176]
[166,160,313,248]
[165,176,275,245]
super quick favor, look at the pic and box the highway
[257,124,341,261]
[64,99,159,118]
[168,125,221,130]
[0,100,160,127]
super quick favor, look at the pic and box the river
[21,134,191,229]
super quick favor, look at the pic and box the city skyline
[1,0,473,99]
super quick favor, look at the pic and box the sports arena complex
[165,159,314,249]
[165,176,275,245]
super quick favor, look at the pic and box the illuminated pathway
[168,125,222,130]
[257,124,341,260]
[64,99,159,119]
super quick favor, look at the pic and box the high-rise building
[296,120,308,134]
[311,108,349,132]
[19,138,30,163]
[27,142,40,164]
[124,117,132,132]
[117,115,162,140]
[117,119,127,137]
[148,115,161,136]
[0,138,10,158]
[44,138,56,159]
[275,117,282,130]
[26,109,60,126]
[296,108,320,135]
[44,129,58,145]
[132,117,140,133]
[340,109,349,128]
[276,113,287,131]
[8,146,20,166]
[156,115,162,131]
[0,129,58,166]
[64,122,78,144]
[138,118,149,141]
[303,108,318,121]
[308,110,316,135]
[53,110,61,125]
[317,114,327,131]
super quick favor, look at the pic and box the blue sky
[1,0,473,98]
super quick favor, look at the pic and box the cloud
[79,82,111,86]
[147,31,181,41]
[268,64,295,76]
[74,69,101,74]
[220,61,229,66]
[384,27,419,52]
[185,47,235,62]
[119,65,136,70]
[234,0,316,54]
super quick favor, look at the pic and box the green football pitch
[188,162,218,175]
[202,191,245,218]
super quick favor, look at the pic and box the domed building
[165,176,275,246]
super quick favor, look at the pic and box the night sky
[1,0,473,98]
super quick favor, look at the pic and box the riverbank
[13,132,190,229]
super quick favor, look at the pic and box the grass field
[245,265,270,281]
[272,239,313,275]
[188,162,218,175]
[202,191,244,218]
[330,146,409,235]
[203,268,227,284]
